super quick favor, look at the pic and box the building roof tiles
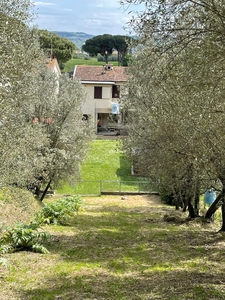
[73,65,128,83]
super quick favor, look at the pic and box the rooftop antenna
[49,29,53,59]
[102,65,105,74]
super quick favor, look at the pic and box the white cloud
[34,1,56,6]
[93,1,121,9]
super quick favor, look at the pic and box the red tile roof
[73,65,128,83]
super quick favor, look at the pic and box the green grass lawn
[57,140,151,195]
[63,58,119,72]
[1,195,224,300]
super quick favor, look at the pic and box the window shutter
[94,87,102,99]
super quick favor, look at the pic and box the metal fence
[68,180,157,196]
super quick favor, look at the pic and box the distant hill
[54,31,94,49]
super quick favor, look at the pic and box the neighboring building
[46,56,61,95]
[46,57,61,77]
[73,64,128,133]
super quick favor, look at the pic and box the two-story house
[73,64,128,133]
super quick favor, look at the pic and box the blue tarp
[204,190,216,206]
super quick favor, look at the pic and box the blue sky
[33,0,141,35]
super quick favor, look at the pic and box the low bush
[158,183,174,205]
[0,222,50,254]
[35,195,84,225]
[0,256,8,269]
[97,54,118,62]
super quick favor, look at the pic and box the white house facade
[73,64,128,134]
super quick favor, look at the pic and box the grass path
[57,140,150,195]
[1,195,225,300]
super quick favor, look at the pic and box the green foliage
[23,71,93,200]
[97,54,118,62]
[82,34,114,63]
[35,196,84,225]
[122,0,225,222]
[1,2,93,196]
[113,35,134,66]
[159,183,174,206]
[122,54,133,66]
[0,222,50,254]
[82,34,132,64]
[38,29,75,64]
[0,0,47,188]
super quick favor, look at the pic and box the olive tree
[27,70,94,200]
[0,0,44,186]
[0,0,94,200]
[121,0,225,227]
[123,47,207,218]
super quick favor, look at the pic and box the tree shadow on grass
[116,154,133,180]
[19,267,225,300]
[10,204,225,300]
[46,205,224,262]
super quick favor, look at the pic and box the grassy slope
[0,188,41,228]
[81,140,127,180]
[57,140,148,195]
[1,140,224,299]
[1,195,224,300]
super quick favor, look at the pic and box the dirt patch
[82,194,168,216]
[83,195,163,211]
[83,194,163,207]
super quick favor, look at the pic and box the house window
[112,85,120,98]
[94,86,102,99]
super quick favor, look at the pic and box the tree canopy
[38,29,76,67]
[114,35,133,66]
[121,0,225,229]
[26,69,93,200]
[82,34,132,65]
[0,0,93,201]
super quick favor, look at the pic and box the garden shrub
[0,222,50,254]
[159,183,174,205]
[97,54,117,62]
[35,195,84,225]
